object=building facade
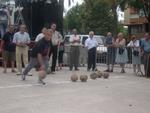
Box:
[124,6,148,38]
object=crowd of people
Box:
[0,23,150,85]
[104,32,150,76]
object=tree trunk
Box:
[112,2,118,38]
[113,10,118,38]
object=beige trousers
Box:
[16,46,29,73]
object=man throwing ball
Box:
[22,29,52,85]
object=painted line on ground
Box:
[0,81,72,89]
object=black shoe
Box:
[28,73,32,76]
[70,67,73,71]
[92,68,97,71]
[110,70,113,72]
[38,79,46,85]
[75,68,79,71]
[87,68,90,71]
[121,69,125,73]
[104,69,110,72]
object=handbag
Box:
[119,47,124,55]
[133,50,139,56]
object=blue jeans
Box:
[23,57,49,75]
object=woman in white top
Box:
[127,35,142,74]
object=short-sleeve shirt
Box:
[69,35,80,46]
[105,36,115,53]
[127,40,140,51]
[85,37,98,50]
[13,32,30,44]
[141,39,150,53]
[51,31,62,46]
[31,38,51,58]
[2,32,16,52]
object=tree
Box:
[83,0,114,35]
[64,4,84,33]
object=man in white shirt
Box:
[35,27,47,42]
[13,24,30,75]
[85,31,98,71]
[69,29,80,71]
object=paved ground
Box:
[0,66,150,113]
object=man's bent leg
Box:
[22,58,37,80]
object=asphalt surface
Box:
[0,66,150,113]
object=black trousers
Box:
[88,47,96,70]
[49,45,58,72]
[144,53,150,77]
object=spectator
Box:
[115,32,128,73]
[22,29,52,85]
[35,27,47,42]
[58,41,64,70]
[0,25,16,73]
[127,35,142,74]
[69,29,80,71]
[13,24,30,75]
[49,23,62,73]
[105,32,115,72]
[141,33,150,77]
[85,31,98,71]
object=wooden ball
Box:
[96,71,103,78]
[80,75,88,82]
[38,70,46,79]
[90,72,97,80]
[103,72,109,79]
[71,74,78,82]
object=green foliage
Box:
[117,24,128,36]
[64,4,84,33]
[64,0,114,35]
[84,0,114,35]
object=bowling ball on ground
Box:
[103,72,109,79]
[71,74,78,82]
[80,75,88,82]
[96,71,103,78]
[90,72,98,80]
